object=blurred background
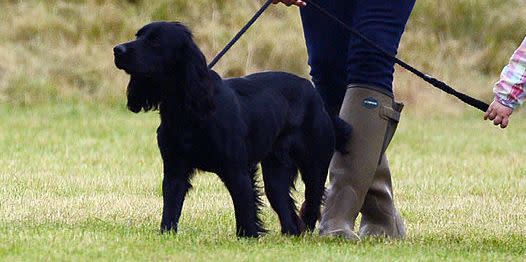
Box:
[1,0,525,115]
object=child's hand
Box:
[272,0,306,7]
[484,99,513,128]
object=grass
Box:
[1,0,526,260]
[1,103,525,261]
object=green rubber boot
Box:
[319,85,404,240]
[359,97,405,239]
[359,153,406,238]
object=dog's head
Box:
[114,21,192,76]
[114,21,213,116]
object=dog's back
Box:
[225,71,351,159]
[223,71,332,162]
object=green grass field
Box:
[1,104,525,261]
[1,0,526,260]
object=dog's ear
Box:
[179,33,215,121]
[127,75,161,113]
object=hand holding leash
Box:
[484,99,513,128]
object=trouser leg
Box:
[346,0,416,91]
[300,0,352,115]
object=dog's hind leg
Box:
[221,167,265,238]
[295,102,334,231]
[297,162,329,231]
[261,155,304,236]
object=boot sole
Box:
[320,229,360,241]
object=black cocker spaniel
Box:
[114,21,351,237]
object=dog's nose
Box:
[113,45,127,56]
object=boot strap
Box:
[379,102,404,122]
[379,102,404,158]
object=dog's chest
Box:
[172,130,209,156]
[168,128,223,170]
[165,125,246,172]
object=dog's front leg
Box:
[160,163,193,234]
[158,128,194,234]
[221,168,264,238]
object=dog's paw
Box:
[297,217,307,234]
[160,223,178,234]
[237,229,262,238]
[299,201,320,231]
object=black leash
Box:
[306,1,490,112]
[208,0,490,112]
[207,0,273,69]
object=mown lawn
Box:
[0,104,525,261]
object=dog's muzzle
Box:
[113,44,128,70]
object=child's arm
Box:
[494,36,526,109]
[484,36,526,128]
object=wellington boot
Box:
[359,154,406,239]
[359,100,405,238]
[319,85,402,240]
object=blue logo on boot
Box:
[362,97,379,109]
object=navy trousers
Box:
[300,0,416,112]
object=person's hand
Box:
[484,99,513,128]
[272,0,306,7]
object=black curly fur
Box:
[249,166,267,236]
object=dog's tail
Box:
[332,116,352,154]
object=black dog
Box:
[114,21,351,237]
